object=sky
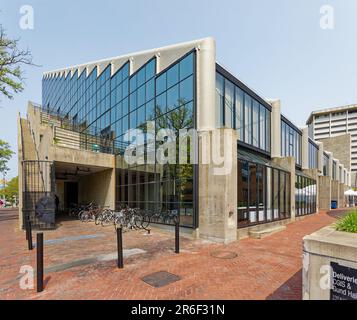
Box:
[1,0,357,179]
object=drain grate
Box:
[141,271,181,288]
[210,250,238,260]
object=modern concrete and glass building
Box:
[306,105,356,186]
[18,38,351,243]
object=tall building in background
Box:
[306,104,356,186]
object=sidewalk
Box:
[0,209,339,300]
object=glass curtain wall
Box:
[281,119,302,166]
[295,174,317,216]
[308,139,319,169]
[237,158,291,228]
[215,71,271,154]
[116,52,196,228]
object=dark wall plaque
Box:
[330,262,357,300]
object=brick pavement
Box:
[0,209,342,300]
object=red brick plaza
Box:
[0,208,340,300]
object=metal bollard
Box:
[36,233,44,292]
[28,221,33,251]
[25,219,28,241]
[116,227,124,269]
[175,221,180,254]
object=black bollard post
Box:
[28,221,33,251]
[25,218,29,241]
[175,221,180,254]
[36,233,44,292]
[116,227,124,269]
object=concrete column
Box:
[270,100,281,158]
[198,128,237,243]
[318,176,331,210]
[272,156,296,220]
[196,37,216,130]
[339,182,346,208]
[301,126,309,170]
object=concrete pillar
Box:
[196,37,216,130]
[272,156,296,220]
[198,128,237,243]
[301,126,309,170]
[318,176,331,210]
[339,183,346,208]
[331,180,339,205]
[270,100,281,159]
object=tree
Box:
[0,139,14,174]
[2,176,18,205]
[0,24,36,101]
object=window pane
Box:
[225,80,234,128]
[252,100,259,147]
[146,79,155,101]
[244,94,252,145]
[156,73,166,95]
[167,84,179,112]
[156,92,166,115]
[146,100,155,121]
[179,75,193,105]
[130,75,137,93]
[216,73,224,127]
[146,59,156,80]
[259,105,266,151]
[235,87,244,140]
[180,53,193,80]
[137,85,145,107]
[167,64,179,88]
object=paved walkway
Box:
[0,209,343,300]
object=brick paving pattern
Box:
[0,208,343,300]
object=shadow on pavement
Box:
[266,269,302,300]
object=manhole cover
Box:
[210,250,238,259]
[141,271,181,288]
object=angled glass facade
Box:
[42,50,197,228]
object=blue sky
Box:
[1,0,357,179]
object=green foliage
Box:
[335,211,357,233]
[2,176,18,204]
[0,139,14,174]
[0,24,35,101]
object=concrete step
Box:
[249,225,286,239]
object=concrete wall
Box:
[320,134,351,171]
[339,183,346,208]
[331,180,339,204]
[318,176,331,210]
[303,226,357,300]
[78,169,115,209]
[198,128,237,243]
